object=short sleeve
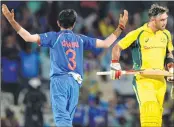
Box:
[118,29,141,50]
[79,34,97,50]
[39,32,57,48]
[167,32,174,52]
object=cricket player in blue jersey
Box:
[2,4,128,127]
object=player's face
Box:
[154,13,168,30]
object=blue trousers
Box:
[50,75,80,127]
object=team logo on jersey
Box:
[161,38,166,43]
[145,38,149,43]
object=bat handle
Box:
[96,70,127,76]
[96,71,111,75]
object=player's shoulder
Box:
[77,34,91,40]
[78,34,88,38]
[74,34,85,42]
[134,23,149,34]
[75,34,83,39]
[46,31,57,34]
[42,31,57,37]
[127,26,144,36]
[163,29,171,36]
[135,25,145,33]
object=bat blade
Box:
[96,69,173,77]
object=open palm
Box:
[2,4,14,21]
[119,10,128,27]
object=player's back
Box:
[50,30,83,77]
[48,30,96,78]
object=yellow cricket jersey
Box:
[118,23,174,71]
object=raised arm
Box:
[2,4,40,43]
[96,10,128,48]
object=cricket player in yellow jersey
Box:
[110,4,174,127]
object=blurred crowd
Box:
[1,1,174,127]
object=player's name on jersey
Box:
[62,41,79,48]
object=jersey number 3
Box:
[66,49,76,70]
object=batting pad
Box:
[140,101,162,127]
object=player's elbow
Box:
[96,40,111,48]
[104,44,110,48]
[112,44,122,53]
[24,37,33,42]
[24,34,38,43]
[23,37,29,42]
[19,34,32,42]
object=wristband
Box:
[112,60,119,63]
[17,27,22,34]
[118,24,125,30]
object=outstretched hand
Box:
[2,4,15,21]
[118,10,128,29]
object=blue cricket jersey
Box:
[39,30,96,78]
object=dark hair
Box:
[58,9,77,29]
[148,4,169,18]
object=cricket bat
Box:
[96,69,173,77]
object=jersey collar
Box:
[143,23,164,34]
[143,23,154,33]
[60,29,74,34]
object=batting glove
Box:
[167,67,174,82]
[110,60,122,80]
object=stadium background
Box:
[1,1,174,127]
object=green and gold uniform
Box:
[118,23,174,127]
